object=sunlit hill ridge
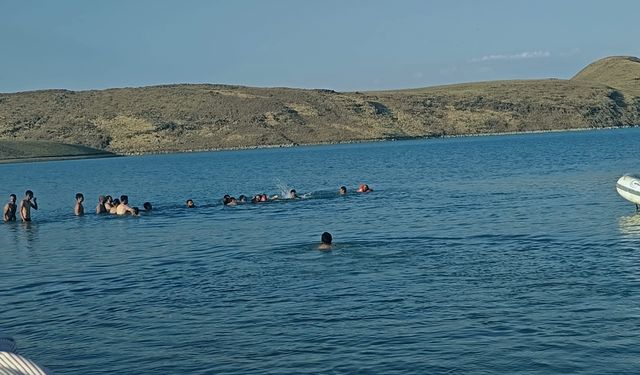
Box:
[0,56,638,160]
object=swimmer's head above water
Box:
[357,184,372,193]
[339,186,347,195]
[318,232,333,250]
[186,199,195,208]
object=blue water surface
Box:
[1,128,640,374]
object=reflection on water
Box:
[2,221,39,251]
[618,213,640,236]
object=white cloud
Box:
[471,51,551,62]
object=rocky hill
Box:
[0,56,638,158]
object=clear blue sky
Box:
[1,0,638,93]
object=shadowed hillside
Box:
[0,140,114,163]
[0,56,638,159]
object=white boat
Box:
[616,174,640,206]
[0,331,50,375]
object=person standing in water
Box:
[74,193,85,216]
[109,199,120,214]
[3,194,17,222]
[104,195,114,212]
[116,195,136,215]
[96,195,107,214]
[19,190,38,222]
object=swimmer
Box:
[260,194,268,202]
[357,184,373,193]
[116,195,136,215]
[251,195,261,204]
[186,199,196,208]
[318,232,333,250]
[74,193,85,216]
[238,195,247,204]
[109,199,120,214]
[289,189,298,199]
[19,190,38,222]
[143,202,153,212]
[104,195,114,211]
[339,186,347,195]
[3,194,17,222]
[223,195,238,206]
[131,207,140,216]
[96,195,107,214]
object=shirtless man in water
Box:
[19,190,38,222]
[116,195,135,215]
[318,232,333,251]
[75,193,85,216]
[3,194,17,222]
[96,195,107,214]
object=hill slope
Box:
[0,56,638,157]
[0,140,114,162]
[572,56,640,96]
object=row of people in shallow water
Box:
[223,184,372,206]
[2,184,374,221]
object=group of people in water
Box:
[3,184,373,250]
[2,190,37,222]
[220,184,372,206]
[3,183,374,221]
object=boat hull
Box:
[616,174,640,205]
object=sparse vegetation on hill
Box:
[0,56,638,160]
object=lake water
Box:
[2,128,640,374]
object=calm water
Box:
[2,129,640,374]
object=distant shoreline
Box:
[0,152,118,165]
[0,125,633,165]
[112,125,633,156]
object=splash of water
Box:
[274,178,294,199]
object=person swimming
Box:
[357,184,373,193]
[339,186,347,195]
[223,195,238,206]
[318,232,333,250]
[143,202,153,212]
[289,189,298,199]
[186,199,196,208]
[238,195,247,204]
